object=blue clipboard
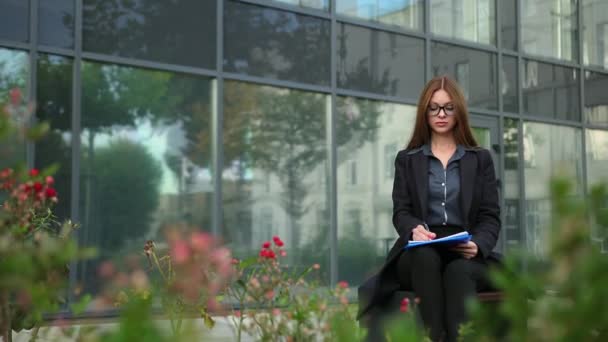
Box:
[404,232,472,250]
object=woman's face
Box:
[427,89,457,136]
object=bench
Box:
[387,290,503,313]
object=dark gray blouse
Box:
[409,144,465,227]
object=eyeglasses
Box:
[427,104,456,116]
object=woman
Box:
[358,76,501,342]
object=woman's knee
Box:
[443,258,474,281]
[408,246,442,268]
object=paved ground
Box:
[10,316,256,341]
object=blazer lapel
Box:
[459,151,477,225]
[412,152,428,220]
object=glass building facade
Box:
[1,0,607,315]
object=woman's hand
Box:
[450,241,479,259]
[412,225,436,241]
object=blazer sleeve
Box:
[392,151,424,239]
[470,149,501,259]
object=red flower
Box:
[266,250,276,259]
[45,187,57,198]
[272,236,284,247]
[29,169,39,177]
[400,297,410,313]
[338,281,349,289]
[262,241,271,249]
[260,249,276,259]
[33,182,43,193]
[9,88,22,106]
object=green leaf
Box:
[70,294,93,315]
[201,310,215,329]
[25,121,50,140]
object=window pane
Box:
[39,0,74,48]
[0,47,28,168]
[337,0,424,31]
[223,81,329,282]
[582,0,608,69]
[502,56,518,113]
[523,122,583,257]
[503,118,521,250]
[79,61,214,298]
[224,1,330,86]
[0,0,29,42]
[585,71,608,126]
[336,97,415,285]
[586,129,608,250]
[83,0,216,68]
[273,0,329,10]
[500,0,517,51]
[35,54,73,222]
[522,60,580,121]
[430,0,495,45]
[522,0,578,62]
[431,43,498,110]
[337,24,425,98]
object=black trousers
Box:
[395,228,492,342]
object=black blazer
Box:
[358,147,501,318]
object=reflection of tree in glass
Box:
[35,55,73,221]
[83,139,162,253]
[217,82,381,272]
[82,0,215,67]
[223,1,330,85]
[0,50,28,169]
[79,63,200,256]
[336,26,399,96]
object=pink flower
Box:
[98,261,115,278]
[0,168,12,179]
[29,168,39,177]
[313,263,320,270]
[280,250,287,257]
[338,281,349,289]
[191,231,212,252]
[171,240,191,264]
[130,270,149,291]
[234,310,242,318]
[262,241,271,249]
[340,296,348,305]
[207,298,219,312]
[231,258,239,265]
[265,290,275,300]
[249,277,260,288]
[272,308,281,316]
[45,175,54,185]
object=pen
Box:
[423,223,435,240]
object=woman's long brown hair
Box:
[405,75,478,150]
